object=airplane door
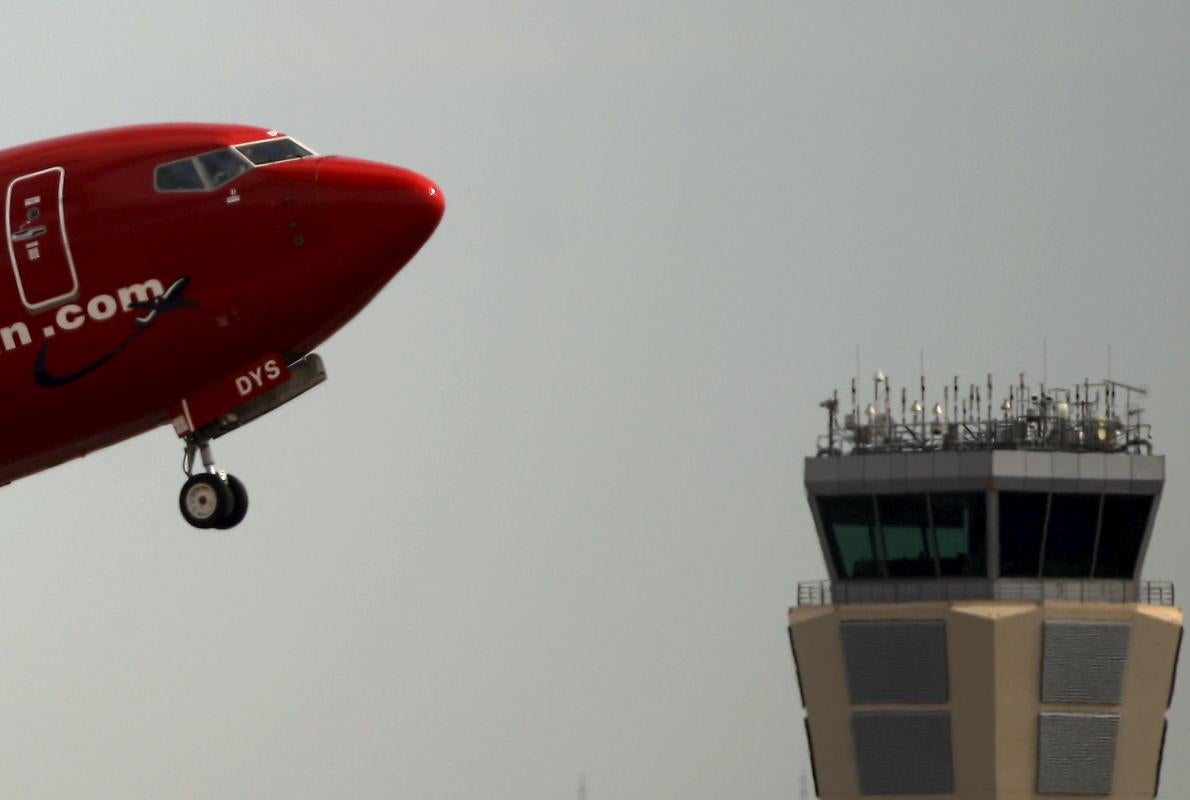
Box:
[6,167,79,313]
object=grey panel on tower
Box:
[803,456,838,486]
[993,450,1028,491]
[852,711,954,795]
[1037,713,1119,795]
[1078,452,1107,492]
[1042,621,1131,704]
[841,620,948,703]
[863,453,892,482]
[1132,455,1164,490]
[1052,452,1079,491]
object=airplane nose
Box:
[423,180,445,223]
[416,177,445,233]
[316,156,445,241]
[382,168,444,229]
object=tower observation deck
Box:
[789,373,1182,799]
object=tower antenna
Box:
[855,346,860,400]
[1043,337,1048,386]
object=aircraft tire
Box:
[214,474,249,529]
[180,472,234,529]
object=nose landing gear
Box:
[179,436,249,529]
[169,353,326,529]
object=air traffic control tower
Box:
[789,374,1182,799]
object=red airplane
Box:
[0,123,444,528]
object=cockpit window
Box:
[235,137,314,166]
[155,147,253,193]
[154,159,205,191]
[197,149,252,188]
[154,136,315,193]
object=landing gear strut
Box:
[179,436,249,529]
[170,353,325,529]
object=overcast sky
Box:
[1,3,1189,798]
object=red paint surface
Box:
[170,353,291,435]
[0,123,444,484]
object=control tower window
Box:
[932,493,986,576]
[818,493,988,579]
[1042,493,1101,577]
[878,494,935,577]
[235,137,314,165]
[1000,492,1048,577]
[1094,494,1154,578]
[818,495,882,578]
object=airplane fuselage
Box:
[0,123,443,496]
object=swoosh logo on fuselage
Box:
[33,277,197,389]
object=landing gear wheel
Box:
[214,474,249,529]
[179,473,234,529]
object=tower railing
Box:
[796,578,1175,607]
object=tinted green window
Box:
[1094,494,1153,578]
[818,495,882,578]
[999,492,1048,577]
[932,493,987,576]
[1042,493,1100,577]
[878,494,934,577]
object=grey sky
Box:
[0,2,1188,798]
